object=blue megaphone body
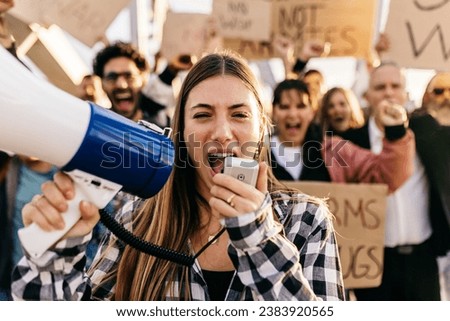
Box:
[0,45,174,258]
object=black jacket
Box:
[340,113,450,256]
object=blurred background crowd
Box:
[0,0,449,301]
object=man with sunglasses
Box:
[422,72,450,126]
[412,71,450,300]
[93,41,193,127]
[339,62,450,300]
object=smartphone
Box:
[222,157,259,187]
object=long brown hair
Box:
[320,87,364,133]
[91,51,290,300]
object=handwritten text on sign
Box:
[212,0,272,41]
[385,0,450,70]
[223,0,377,60]
[284,181,388,289]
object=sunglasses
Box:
[431,87,450,95]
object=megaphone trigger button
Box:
[90,180,101,187]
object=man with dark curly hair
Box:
[93,41,193,127]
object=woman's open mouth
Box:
[208,152,235,174]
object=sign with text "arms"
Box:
[284,181,388,289]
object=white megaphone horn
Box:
[0,46,174,259]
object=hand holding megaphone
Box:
[0,45,174,259]
[22,172,102,241]
[18,170,122,257]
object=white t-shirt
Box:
[270,135,303,180]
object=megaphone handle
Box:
[18,170,122,259]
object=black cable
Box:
[99,208,195,266]
[193,227,226,260]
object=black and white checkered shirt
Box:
[12,192,345,301]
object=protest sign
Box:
[7,22,90,96]
[160,12,220,60]
[223,0,377,61]
[9,0,131,47]
[32,25,90,93]
[222,38,275,60]
[284,181,388,289]
[212,0,272,41]
[385,0,450,70]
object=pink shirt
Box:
[322,129,415,193]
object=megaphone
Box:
[0,46,174,258]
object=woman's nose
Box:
[287,106,298,117]
[211,119,233,143]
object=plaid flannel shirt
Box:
[12,192,345,301]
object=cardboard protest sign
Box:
[212,0,272,41]
[223,0,377,61]
[9,0,131,47]
[160,12,218,60]
[11,23,90,96]
[384,0,450,70]
[284,181,388,289]
[222,38,275,60]
[273,0,377,59]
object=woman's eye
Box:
[193,113,210,119]
[233,112,250,118]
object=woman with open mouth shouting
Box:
[12,51,345,301]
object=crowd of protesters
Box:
[0,0,448,301]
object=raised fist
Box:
[376,100,407,127]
